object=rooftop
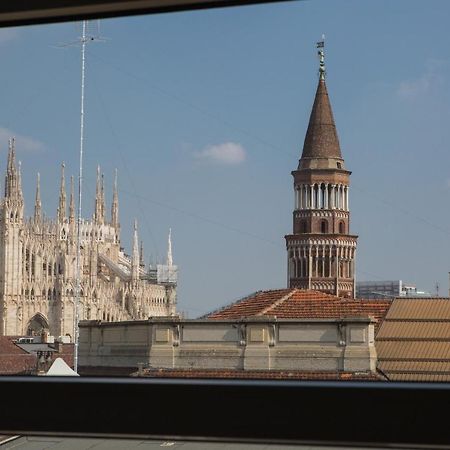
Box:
[376,298,450,381]
[205,288,391,330]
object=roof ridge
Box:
[199,290,262,319]
[257,289,297,316]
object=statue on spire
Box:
[317,34,326,80]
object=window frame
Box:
[0,376,449,447]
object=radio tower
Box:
[60,21,105,372]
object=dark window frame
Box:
[0,377,449,447]
[0,2,445,448]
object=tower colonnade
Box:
[294,183,349,211]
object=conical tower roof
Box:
[298,78,345,170]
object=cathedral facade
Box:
[0,140,177,338]
[285,42,358,297]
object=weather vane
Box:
[316,34,326,80]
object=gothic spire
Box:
[57,163,66,223]
[131,219,139,281]
[69,175,75,224]
[17,161,22,197]
[4,137,21,200]
[111,169,119,229]
[167,228,173,266]
[34,172,42,223]
[94,165,105,224]
[139,240,144,267]
[299,38,343,168]
[101,172,105,222]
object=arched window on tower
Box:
[300,220,308,233]
[339,221,345,234]
[320,220,328,234]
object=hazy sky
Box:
[0,0,449,316]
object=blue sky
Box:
[0,0,449,315]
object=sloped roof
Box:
[46,357,79,376]
[376,298,450,381]
[300,79,342,161]
[0,337,36,375]
[205,288,390,329]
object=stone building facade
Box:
[79,316,378,375]
[285,43,357,297]
[0,139,177,339]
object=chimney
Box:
[41,329,48,344]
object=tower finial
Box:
[317,34,326,80]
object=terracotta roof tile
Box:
[206,289,390,331]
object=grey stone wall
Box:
[79,317,377,373]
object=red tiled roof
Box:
[0,337,36,375]
[136,368,384,381]
[206,289,390,330]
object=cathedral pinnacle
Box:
[94,165,105,225]
[58,163,66,223]
[69,175,75,224]
[131,219,140,281]
[167,228,173,267]
[34,172,42,223]
[4,137,21,200]
[17,161,22,195]
[111,169,119,229]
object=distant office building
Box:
[356,280,431,300]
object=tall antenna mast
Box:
[74,20,87,373]
[69,20,105,373]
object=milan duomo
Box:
[0,139,177,338]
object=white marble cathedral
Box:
[0,138,177,339]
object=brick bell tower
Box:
[285,39,358,298]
